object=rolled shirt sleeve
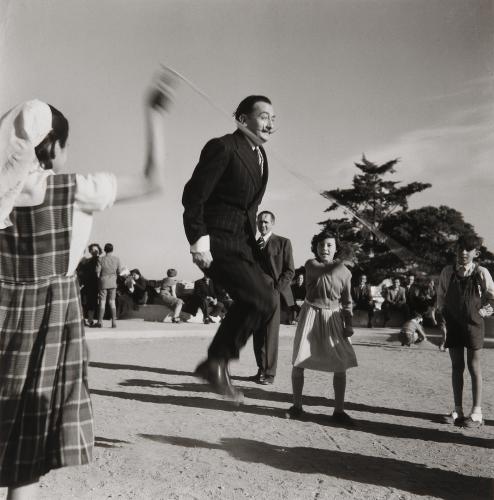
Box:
[74,172,117,213]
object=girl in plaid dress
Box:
[0,73,173,499]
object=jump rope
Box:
[158,63,428,270]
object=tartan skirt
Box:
[0,275,93,486]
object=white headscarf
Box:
[0,100,52,229]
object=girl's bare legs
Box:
[173,299,184,320]
[7,480,39,500]
[333,371,346,412]
[291,366,304,408]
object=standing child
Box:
[286,230,358,425]
[437,235,494,428]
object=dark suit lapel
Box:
[233,130,263,189]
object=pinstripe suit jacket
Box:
[182,129,268,262]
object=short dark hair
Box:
[104,243,113,253]
[310,229,338,257]
[257,210,275,222]
[88,243,102,254]
[34,104,69,170]
[457,234,482,251]
[130,268,141,276]
[234,95,272,121]
[167,268,177,277]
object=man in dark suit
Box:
[182,95,277,401]
[251,211,294,385]
[404,274,421,316]
[351,274,375,328]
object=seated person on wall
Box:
[129,268,148,306]
[404,274,421,317]
[192,274,226,324]
[216,286,233,312]
[351,273,375,328]
[290,272,306,324]
[158,268,184,323]
[399,313,427,347]
[116,268,135,319]
[381,277,409,326]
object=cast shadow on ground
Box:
[91,388,493,449]
[94,436,130,449]
[117,376,494,427]
[90,361,193,378]
[138,434,493,500]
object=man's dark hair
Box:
[104,243,113,253]
[88,243,102,255]
[130,268,141,276]
[167,268,177,277]
[258,210,275,222]
[457,234,483,251]
[234,96,271,121]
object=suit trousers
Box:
[206,254,277,361]
[253,290,281,377]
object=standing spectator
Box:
[437,235,494,428]
[251,210,295,384]
[290,272,306,323]
[159,268,184,323]
[405,274,421,316]
[96,243,122,328]
[193,274,225,323]
[351,274,375,328]
[77,243,102,326]
[424,278,438,326]
[381,278,409,326]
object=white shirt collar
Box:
[259,231,272,243]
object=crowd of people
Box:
[1,79,493,500]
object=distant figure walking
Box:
[96,243,122,328]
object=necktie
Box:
[257,236,265,250]
[255,147,264,176]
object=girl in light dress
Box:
[286,230,358,425]
[0,71,174,500]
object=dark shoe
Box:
[331,411,356,427]
[285,405,305,420]
[203,317,211,324]
[442,411,464,425]
[172,317,181,324]
[194,359,243,403]
[460,416,483,429]
[91,323,102,328]
[367,322,373,328]
[248,369,263,383]
[260,376,274,385]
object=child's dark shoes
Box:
[285,405,305,420]
[460,416,483,429]
[331,410,356,427]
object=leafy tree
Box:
[320,155,492,282]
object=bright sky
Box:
[1,0,493,280]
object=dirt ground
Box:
[1,322,493,500]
